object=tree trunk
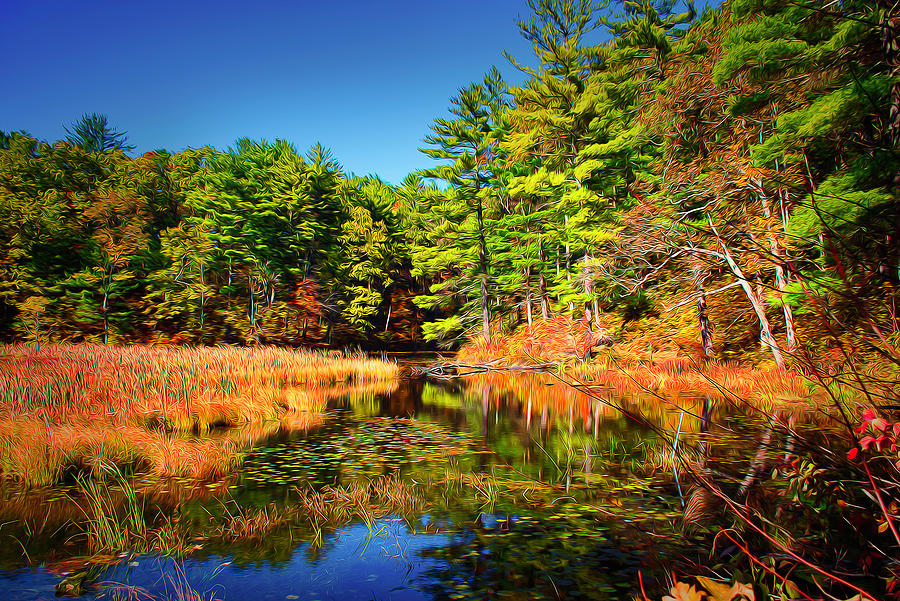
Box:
[199,262,206,340]
[755,178,797,353]
[102,290,109,344]
[709,217,785,367]
[481,276,491,343]
[248,270,259,345]
[538,244,550,319]
[475,182,491,343]
[879,0,900,280]
[565,215,573,312]
[881,0,900,151]
[697,285,714,362]
[583,252,592,328]
[722,244,785,368]
[525,265,533,326]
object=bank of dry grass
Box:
[0,344,398,487]
[456,316,809,404]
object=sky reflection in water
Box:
[1,370,719,600]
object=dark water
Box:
[0,363,736,601]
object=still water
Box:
[0,363,735,601]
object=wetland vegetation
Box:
[0,353,894,601]
[0,361,737,600]
[2,0,900,598]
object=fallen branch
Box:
[409,361,559,379]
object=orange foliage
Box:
[0,344,398,487]
[456,317,807,404]
[458,316,617,365]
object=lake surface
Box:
[0,359,749,601]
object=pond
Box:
[0,358,759,601]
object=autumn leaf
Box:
[871,418,889,432]
[663,582,707,601]
[696,577,755,601]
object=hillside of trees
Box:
[1,0,897,366]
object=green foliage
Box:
[64,112,135,154]
[0,133,417,345]
[0,0,897,367]
[421,315,464,344]
[789,168,894,240]
[414,69,509,343]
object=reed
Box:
[0,343,396,424]
[99,559,223,601]
[74,461,147,554]
[290,474,428,530]
[0,418,239,487]
[0,343,397,487]
[218,503,287,542]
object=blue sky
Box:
[1,0,707,184]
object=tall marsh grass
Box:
[455,316,808,404]
[0,344,397,487]
[74,461,147,553]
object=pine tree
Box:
[65,113,135,154]
[503,0,616,325]
[185,139,344,343]
[415,69,508,344]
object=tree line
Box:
[1,0,897,362]
[0,129,417,346]
[411,0,898,366]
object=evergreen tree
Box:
[415,69,508,344]
[184,139,343,343]
[65,113,135,154]
[503,0,613,324]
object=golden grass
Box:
[0,344,398,487]
[0,419,238,487]
[455,317,809,405]
[457,316,616,365]
[571,357,809,404]
[291,474,428,528]
[0,343,396,425]
[219,504,288,542]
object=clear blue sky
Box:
[1,0,710,184]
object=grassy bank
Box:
[0,344,398,487]
[456,316,809,404]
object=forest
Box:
[2,0,900,599]
[1,0,897,369]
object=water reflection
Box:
[1,368,733,600]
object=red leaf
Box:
[847,447,859,460]
[860,436,875,451]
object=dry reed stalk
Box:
[290,475,428,528]
[0,418,238,487]
[0,344,398,486]
[219,504,287,542]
